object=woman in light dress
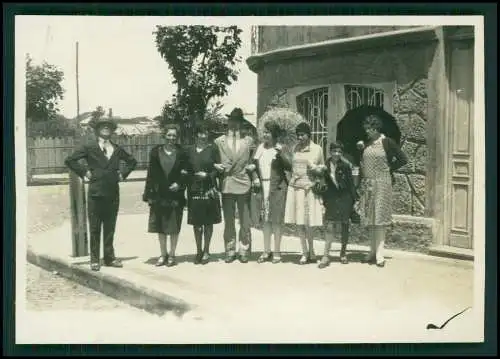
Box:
[250,120,291,264]
[283,122,326,264]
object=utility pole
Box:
[69,41,88,257]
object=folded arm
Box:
[388,138,408,171]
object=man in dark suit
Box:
[65,117,137,271]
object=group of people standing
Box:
[65,107,408,272]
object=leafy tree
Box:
[91,106,106,121]
[153,25,243,125]
[25,54,65,122]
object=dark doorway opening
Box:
[336,105,402,166]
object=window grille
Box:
[296,87,329,156]
[344,85,384,110]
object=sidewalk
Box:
[29,170,148,186]
[27,213,476,341]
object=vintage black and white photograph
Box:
[15,15,485,344]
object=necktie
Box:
[232,134,237,152]
[102,142,109,158]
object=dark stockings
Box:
[203,225,213,254]
[193,225,214,256]
[340,223,350,257]
[194,226,203,255]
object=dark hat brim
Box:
[91,119,118,131]
[225,114,247,123]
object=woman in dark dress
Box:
[185,123,222,265]
[318,142,358,268]
[142,124,188,267]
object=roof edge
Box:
[246,26,440,73]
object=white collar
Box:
[254,143,276,159]
[98,137,111,146]
[376,134,386,143]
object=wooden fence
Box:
[27,134,166,177]
[26,130,227,182]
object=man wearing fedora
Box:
[65,116,137,271]
[214,108,258,263]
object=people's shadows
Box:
[144,252,227,266]
[339,250,393,264]
[248,251,313,264]
[73,256,138,266]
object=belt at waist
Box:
[261,178,271,181]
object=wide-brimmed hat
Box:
[89,117,118,132]
[225,107,247,123]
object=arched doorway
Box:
[336,85,401,165]
[336,109,402,166]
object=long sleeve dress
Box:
[185,144,222,226]
[143,145,187,235]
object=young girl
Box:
[318,142,358,269]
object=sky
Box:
[16,16,258,119]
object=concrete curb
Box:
[26,249,193,317]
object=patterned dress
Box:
[357,135,393,227]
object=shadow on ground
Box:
[73,256,139,266]
[143,250,393,266]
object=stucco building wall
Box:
[248,26,476,254]
[255,42,436,219]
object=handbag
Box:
[205,187,220,201]
[350,207,361,224]
[311,177,328,196]
[249,191,264,226]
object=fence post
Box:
[69,134,89,257]
[26,137,35,184]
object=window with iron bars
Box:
[344,84,385,110]
[296,87,329,157]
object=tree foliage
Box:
[26,54,65,122]
[91,106,106,121]
[153,25,243,124]
[156,99,227,141]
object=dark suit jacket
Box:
[64,140,137,197]
[142,145,188,208]
[322,158,358,200]
[319,158,358,221]
[360,136,408,185]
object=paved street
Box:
[26,263,150,312]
